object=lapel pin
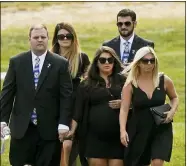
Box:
[132,50,135,54]
[157,87,160,90]
[47,63,51,68]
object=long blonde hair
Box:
[123,46,159,88]
[51,22,81,78]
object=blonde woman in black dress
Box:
[120,46,179,166]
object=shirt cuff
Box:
[1,122,7,125]
[58,124,69,131]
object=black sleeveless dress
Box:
[124,75,173,166]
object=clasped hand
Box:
[109,99,121,109]
[58,129,75,142]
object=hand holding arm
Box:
[109,99,121,109]
[65,120,78,140]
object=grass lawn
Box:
[1,16,185,166]
[1,2,85,11]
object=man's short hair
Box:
[29,24,48,37]
[117,9,136,21]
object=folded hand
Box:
[63,130,74,141]
[109,99,121,109]
[58,129,69,142]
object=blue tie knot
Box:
[35,57,40,66]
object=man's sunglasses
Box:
[140,58,156,64]
[116,21,132,27]
[98,57,114,64]
[57,34,74,40]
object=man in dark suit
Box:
[0,24,73,166]
[103,9,154,64]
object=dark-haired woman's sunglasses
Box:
[140,58,155,64]
[57,34,74,40]
[116,21,132,27]
[98,57,114,64]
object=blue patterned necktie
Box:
[31,57,40,125]
[122,41,130,64]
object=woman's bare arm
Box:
[164,75,179,114]
[119,83,132,132]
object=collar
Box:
[31,50,47,59]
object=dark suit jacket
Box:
[103,34,154,63]
[0,50,73,140]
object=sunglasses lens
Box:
[57,34,73,40]
[108,57,114,64]
[150,59,155,64]
[66,34,74,40]
[142,60,149,64]
[98,57,106,64]
[125,21,131,26]
[117,22,123,27]
[57,34,65,40]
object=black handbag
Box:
[150,104,172,125]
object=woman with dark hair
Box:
[68,46,125,166]
[51,22,90,166]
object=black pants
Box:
[10,123,61,166]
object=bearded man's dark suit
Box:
[103,34,154,63]
[0,50,72,166]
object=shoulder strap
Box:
[158,73,165,89]
[130,83,135,94]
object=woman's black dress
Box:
[75,74,126,159]
[124,75,173,166]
